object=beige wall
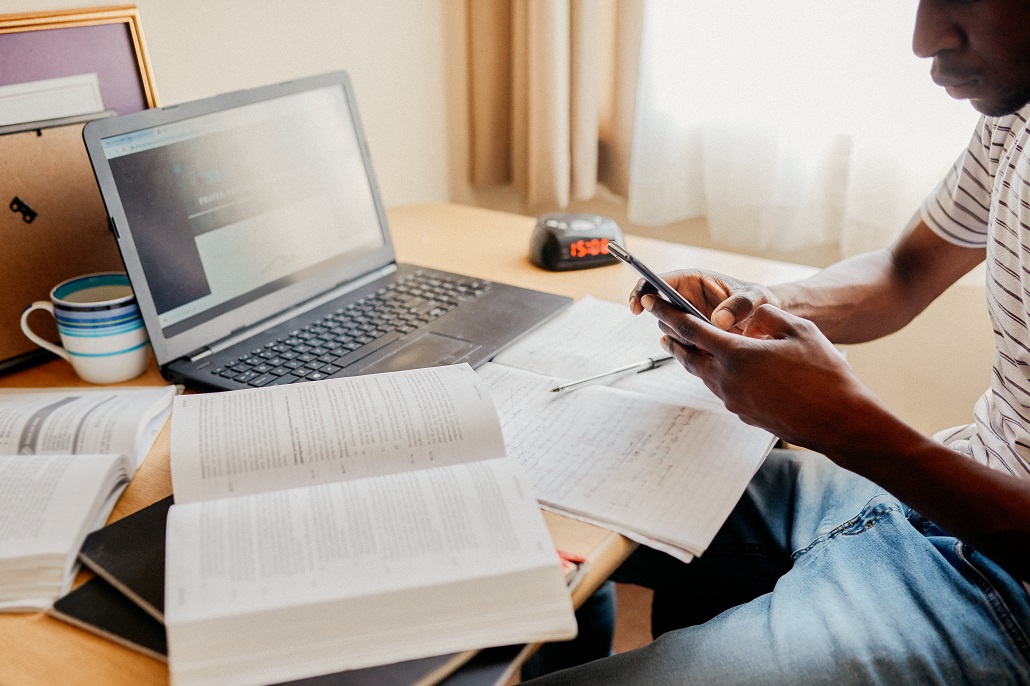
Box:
[0,0,454,206]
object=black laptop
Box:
[82,71,569,392]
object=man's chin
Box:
[969,91,1030,117]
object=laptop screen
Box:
[97,83,386,339]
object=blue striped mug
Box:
[20,272,150,384]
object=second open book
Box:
[165,364,576,686]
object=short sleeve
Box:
[920,118,993,248]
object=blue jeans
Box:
[523,449,1030,685]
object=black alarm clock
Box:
[529,213,625,271]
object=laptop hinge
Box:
[184,264,397,362]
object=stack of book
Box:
[52,365,578,686]
[52,493,583,685]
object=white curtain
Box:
[627,1,981,255]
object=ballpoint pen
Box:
[549,354,675,393]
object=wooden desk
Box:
[0,203,815,685]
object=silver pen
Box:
[549,354,675,393]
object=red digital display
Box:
[569,238,611,259]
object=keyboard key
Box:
[333,331,403,368]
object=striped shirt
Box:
[921,103,1030,480]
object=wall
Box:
[0,0,452,206]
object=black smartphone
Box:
[607,241,711,322]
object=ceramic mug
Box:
[20,272,150,384]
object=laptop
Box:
[82,71,570,392]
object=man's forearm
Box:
[769,249,916,344]
[768,220,984,344]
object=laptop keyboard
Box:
[210,270,489,387]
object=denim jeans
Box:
[522,449,1030,685]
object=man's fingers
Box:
[642,294,735,352]
[741,303,811,340]
[709,290,768,331]
[629,278,655,314]
[662,335,717,379]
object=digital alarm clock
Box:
[529,213,625,271]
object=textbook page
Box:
[170,364,506,504]
[165,458,576,686]
[492,295,723,409]
[0,386,176,467]
[477,362,774,561]
[0,453,131,611]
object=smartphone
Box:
[607,241,711,322]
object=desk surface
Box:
[0,203,815,686]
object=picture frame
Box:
[0,4,158,374]
[0,4,159,115]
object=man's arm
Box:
[769,218,985,343]
[632,219,986,344]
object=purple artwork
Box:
[0,22,149,114]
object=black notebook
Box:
[78,495,172,620]
[49,575,167,661]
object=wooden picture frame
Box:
[0,5,158,374]
[0,4,159,115]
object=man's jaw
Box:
[931,58,1030,116]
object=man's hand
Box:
[641,294,890,458]
[629,270,779,333]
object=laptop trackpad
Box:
[359,333,480,374]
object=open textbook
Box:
[482,296,777,562]
[165,364,576,686]
[0,385,176,611]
